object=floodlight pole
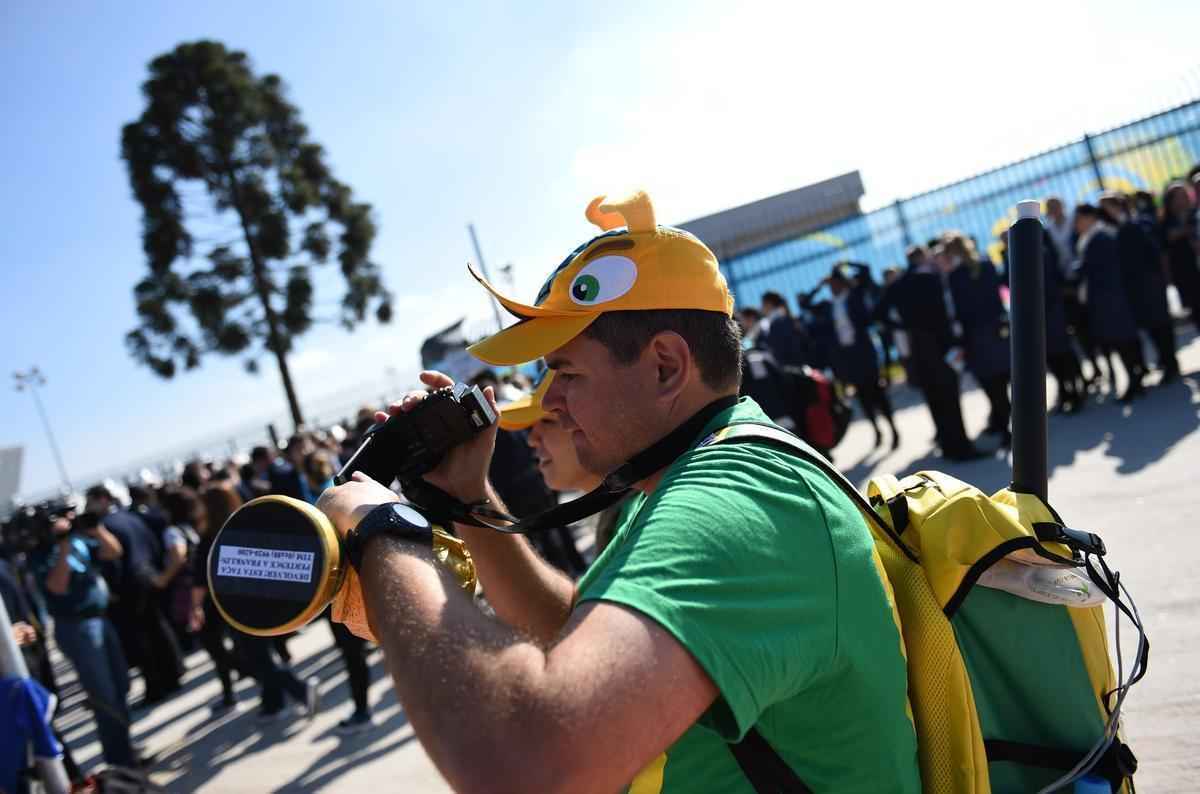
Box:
[13,367,73,495]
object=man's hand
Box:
[11,621,37,647]
[316,472,400,537]
[377,370,500,503]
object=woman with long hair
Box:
[154,486,202,645]
[192,484,241,708]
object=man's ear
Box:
[646,331,691,399]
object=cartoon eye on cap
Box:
[568,256,638,305]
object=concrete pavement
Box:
[54,333,1200,792]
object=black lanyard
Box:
[403,395,739,533]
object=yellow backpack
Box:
[709,424,1145,794]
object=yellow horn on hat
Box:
[585,196,625,231]
[598,191,656,234]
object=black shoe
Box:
[336,711,374,735]
[1159,368,1181,385]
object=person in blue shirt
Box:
[30,509,135,769]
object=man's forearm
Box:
[360,537,566,793]
[451,482,576,644]
[92,527,123,560]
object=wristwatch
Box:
[344,502,435,571]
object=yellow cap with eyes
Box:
[467,192,734,366]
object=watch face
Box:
[390,503,430,529]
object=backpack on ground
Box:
[784,366,852,452]
[705,423,1145,794]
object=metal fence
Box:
[724,97,1200,311]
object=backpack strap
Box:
[729,727,813,794]
[700,422,918,563]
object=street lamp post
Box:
[13,367,73,495]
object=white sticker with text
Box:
[216,545,315,583]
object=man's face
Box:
[542,334,663,477]
[1074,212,1094,236]
[1047,199,1064,219]
[85,495,109,515]
[526,415,600,492]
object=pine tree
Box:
[121,40,391,428]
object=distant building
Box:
[679,171,865,261]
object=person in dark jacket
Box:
[941,235,1012,446]
[998,228,1084,413]
[875,246,984,461]
[740,347,801,433]
[758,291,808,368]
[1160,181,1200,334]
[800,262,900,449]
[795,294,836,372]
[1099,193,1179,383]
[85,484,185,707]
[1073,205,1145,402]
[270,434,315,502]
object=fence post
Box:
[893,198,913,248]
[1081,133,1105,192]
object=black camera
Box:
[1,501,83,553]
[336,382,497,487]
[207,382,493,637]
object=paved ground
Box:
[52,332,1200,792]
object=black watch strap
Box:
[345,502,436,570]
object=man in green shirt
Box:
[317,191,920,792]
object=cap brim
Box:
[468,263,574,319]
[498,370,556,430]
[498,396,542,430]
[468,314,599,366]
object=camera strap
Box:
[404,395,739,534]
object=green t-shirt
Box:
[576,397,920,793]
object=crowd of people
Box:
[2,173,1198,790]
[1,385,597,789]
[0,417,410,789]
[735,174,1200,463]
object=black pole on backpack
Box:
[1008,200,1048,501]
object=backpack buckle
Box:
[1033,523,1106,556]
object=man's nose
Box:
[542,374,565,412]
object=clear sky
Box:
[1,0,1196,499]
